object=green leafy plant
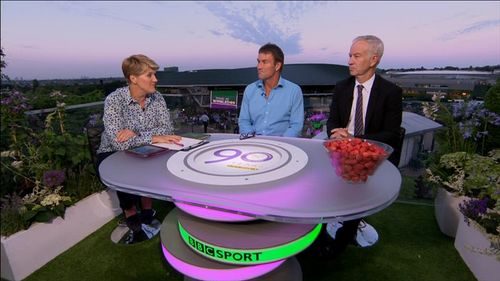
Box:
[0,89,100,236]
[1,90,32,154]
[422,94,500,155]
[1,151,73,222]
[21,185,72,223]
[426,151,500,198]
[35,91,91,171]
[427,150,500,257]
[0,193,29,236]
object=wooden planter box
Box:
[1,189,121,281]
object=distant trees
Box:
[27,86,106,109]
[485,78,500,113]
[471,83,491,100]
[384,65,500,73]
[32,79,39,94]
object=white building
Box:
[400,111,443,167]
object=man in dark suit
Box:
[320,35,403,258]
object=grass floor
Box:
[22,199,475,281]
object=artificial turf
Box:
[23,200,475,281]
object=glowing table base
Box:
[160,208,313,280]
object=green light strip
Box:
[178,221,321,265]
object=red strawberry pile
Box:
[324,138,390,183]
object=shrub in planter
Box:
[0,161,73,237]
[458,197,500,257]
[426,150,499,237]
[0,193,29,236]
[455,197,500,281]
[427,151,499,198]
[0,89,100,237]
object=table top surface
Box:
[100,133,401,223]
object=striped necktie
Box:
[354,84,364,136]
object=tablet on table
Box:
[126,144,169,158]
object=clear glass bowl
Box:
[323,138,393,183]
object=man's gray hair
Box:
[353,35,384,58]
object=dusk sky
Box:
[2,1,499,80]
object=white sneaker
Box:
[326,220,379,247]
[355,220,379,247]
[326,221,344,239]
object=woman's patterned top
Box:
[97,86,174,153]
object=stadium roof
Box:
[156,63,350,87]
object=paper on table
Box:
[152,137,205,151]
[180,133,210,140]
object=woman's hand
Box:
[330,128,351,139]
[116,129,137,143]
[152,135,182,144]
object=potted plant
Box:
[423,93,499,237]
[0,90,119,281]
[427,150,499,235]
[426,153,467,237]
[426,149,499,280]
[453,150,500,281]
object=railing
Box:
[25,101,104,115]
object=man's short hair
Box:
[353,35,384,58]
[122,54,159,83]
[259,43,284,72]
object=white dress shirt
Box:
[347,74,375,135]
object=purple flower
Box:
[465,101,481,118]
[458,123,473,139]
[89,114,98,124]
[489,113,500,126]
[43,170,65,187]
[1,97,11,105]
[87,113,101,127]
[476,131,488,139]
[476,108,488,119]
[1,90,31,113]
[308,113,327,122]
[459,197,488,225]
[451,103,464,118]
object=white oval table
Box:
[99,133,402,280]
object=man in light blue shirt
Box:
[238,43,304,137]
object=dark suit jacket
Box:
[326,75,403,165]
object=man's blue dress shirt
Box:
[238,77,304,137]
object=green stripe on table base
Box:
[178,221,321,265]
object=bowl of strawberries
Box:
[323,137,393,183]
